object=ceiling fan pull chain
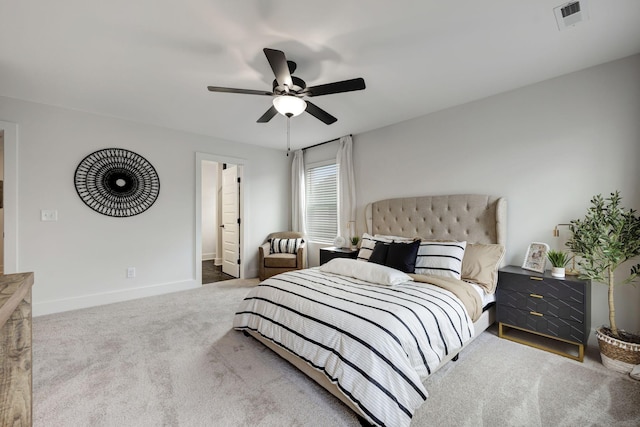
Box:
[286,116,291,156]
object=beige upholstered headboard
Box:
[365,194,507,247]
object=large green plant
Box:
[566,191,640,339]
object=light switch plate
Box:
[41,209,58,221]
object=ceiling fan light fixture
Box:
[273,95,306,117]
[208,48,364,124]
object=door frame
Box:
[1,121,18,274]
[195,152,247,284]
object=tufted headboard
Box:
[365,194,507,247]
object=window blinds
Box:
[305,163,338,243]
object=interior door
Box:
[221,165,240,277]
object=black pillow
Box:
[385,240,420,273]
[368,241,390,265]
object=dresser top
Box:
[321,246,358,254]
[500,265,588,283]
[0,272,35,328]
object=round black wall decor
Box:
[74,148,160,217]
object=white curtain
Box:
[291,149,307,235]
[337,135,356,240]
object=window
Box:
[305,161,338,243]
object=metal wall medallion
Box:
[74,148,160,217]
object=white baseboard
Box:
[33,279,200,317]
[202,252,216,261]
[214,257,223,266]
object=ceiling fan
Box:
[207,48,366,125]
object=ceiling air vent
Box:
[554,0,589,31]
[561,2,581,18]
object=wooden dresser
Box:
[0,273,35,426]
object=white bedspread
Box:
[233,267,474,426]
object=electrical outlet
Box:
[127,267,136,278]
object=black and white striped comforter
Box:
[233,267,474,426]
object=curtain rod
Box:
[301,134,352,151]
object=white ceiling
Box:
[1,1,639,150]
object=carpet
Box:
[32,279,640,426]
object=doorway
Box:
[0,121,17,275]
[195,153,245,285]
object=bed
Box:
[233,194,507,426]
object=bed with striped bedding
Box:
[233,265,475,426]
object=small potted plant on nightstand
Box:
[351,236,360,249]
[566,191,640,374]
[547,250,570,278]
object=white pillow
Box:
[319,258,413,286]
[270,238,303,254]
[414,241,467,279]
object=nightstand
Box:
[319,246,358,265]
[496,265,591,362]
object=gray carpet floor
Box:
[32,279,640,426]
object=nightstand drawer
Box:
[497,288,586,323]
[497,305,586,343]
[498,271,586,303]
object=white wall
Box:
[353,54,640,334]
[201,160,217,261]
[0,96,290,315]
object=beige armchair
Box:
[259,231,306,281]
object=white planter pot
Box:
[551,267,565,278]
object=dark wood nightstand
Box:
[319,246,358,265]
[496,265,591,362]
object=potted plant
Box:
[351,236,360,249]
[547,250,570,278]
[566,191,640,373]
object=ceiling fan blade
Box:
[303,78,366,97]
[257,105,278,123]
[305,101,337,125]
[263,48,293,89]
[207,86,273,96]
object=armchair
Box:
[259,231,306,281]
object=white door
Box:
[221,165,240,277]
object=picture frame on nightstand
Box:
[522,242,549,273]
